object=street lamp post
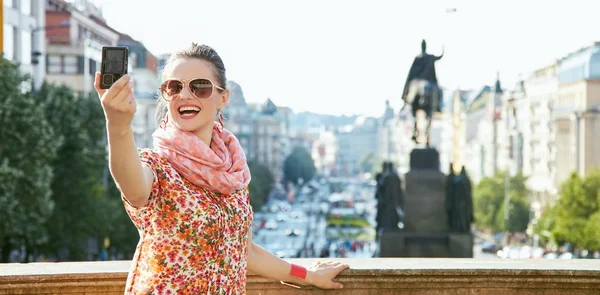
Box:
[30,21,70,93]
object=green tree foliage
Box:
[552,170,600,249]
[36,84,114,261]
[1,55,141,262]
[533,205,558,247]
[473,171,530,233]
[283,146,316,185]
[101,174,140,259]
[0,56,61,262]
[248,160,274,210]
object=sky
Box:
[89,0,600,117]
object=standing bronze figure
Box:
[445,163,474,233]
[401,39,444,146]
[375,162,404,236]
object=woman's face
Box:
[161,58,229,134]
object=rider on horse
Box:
[401,40,444,146]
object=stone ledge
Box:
[1,258,600,294]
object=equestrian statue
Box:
[401,39,444,146]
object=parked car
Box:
[481,241,498,253]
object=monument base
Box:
[403,169,448,232]
[410,147,440,170]
[379,230,473,258]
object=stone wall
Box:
[1,258,599,294]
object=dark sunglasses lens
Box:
[190,79,213,99]
[162,80,183,98]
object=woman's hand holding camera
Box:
[94,72,137,134]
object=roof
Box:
[558,42,600,83]
[467,86,491,112]
[262,98,278,115]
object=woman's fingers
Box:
[101,74,131,105]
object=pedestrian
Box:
[94,43,349,294]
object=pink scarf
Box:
[152,118,251,194]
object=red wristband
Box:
[290,263,307,280]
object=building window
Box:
[3,25,15,61]
[77,56,84,74]
[20,30,32,64]
[89,58,97,75]
[20,0,32,15]
[64,56,78,74]
[47,55,62,73]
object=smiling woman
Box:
[93,42,349,294]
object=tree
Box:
[553,170,600,249]
[0,56,141,262]
[248,160,274,210]
[473,171,530,233]
[0,56,61,262]
[534,205,559,248]
[494,197,530,233]
[283,146,316,185]
[36,85,113,261]
[584,211,600,250]
[100,174,140,260]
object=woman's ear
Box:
[218,89,230,110]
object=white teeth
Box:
[179,106,201,112]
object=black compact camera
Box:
[99,46,129,89]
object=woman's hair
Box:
[155,43,227,124]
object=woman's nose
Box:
[179,85,194,100]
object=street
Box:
[252,179,558,261]
[252,179,378,259]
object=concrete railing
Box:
[1,258,600,294]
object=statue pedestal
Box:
[378,148,473,258]
[403,169,447,232]
[380,231,473,258]
[409,147,440,171]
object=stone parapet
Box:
[1,258,599,294]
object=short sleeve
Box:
[121,148,164,230]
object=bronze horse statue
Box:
[401,40,444,147]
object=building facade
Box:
[335,117,378,176]
[223,80,254,156]
[252,99,284,181]
[118,34,159,149]
[312,128,337,177]
[45,0,119,96]
[3,0,46,89]
[523,63,559,204]
[554,42,600,186]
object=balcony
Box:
[2,258,599,294]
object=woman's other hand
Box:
[306,260,350,289]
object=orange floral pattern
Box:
[121,149,253,295]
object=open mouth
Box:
[178,105,201,118]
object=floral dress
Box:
[121,149,254,295]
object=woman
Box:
[94,43,349,294]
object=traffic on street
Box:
[252,178,378,259]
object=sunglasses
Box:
[160,78,224,101]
